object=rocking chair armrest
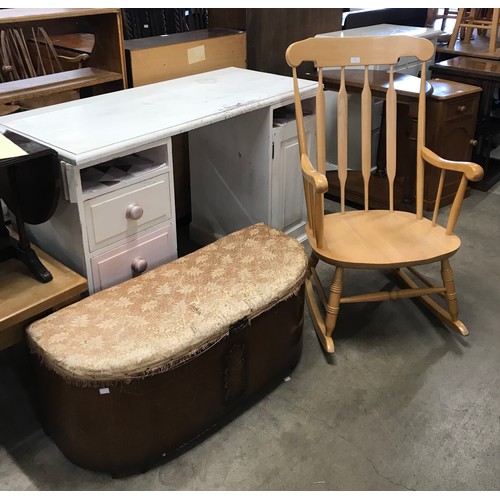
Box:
[421,146,484,182]
[301,154,329,193]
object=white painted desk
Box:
[0,67,317,294]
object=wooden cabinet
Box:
[0,8,127,110]
[424,79,482,210]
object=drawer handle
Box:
[457,105,467,113]
[126,203,144,220]
[131,257,148,274]
[470,139,478,146]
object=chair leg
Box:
[325,266,343,333]
[303,254,342,354]
[448,8,465,48]
[441,258,458,322]
[324,266,344,343]
[441,259,469,336]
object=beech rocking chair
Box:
[286,35,484,353]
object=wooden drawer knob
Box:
[131,257,148,274]
[457,105,467,113]
[126,203,143,220]
[470,139,478,146]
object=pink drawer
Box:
[90,225,176,292]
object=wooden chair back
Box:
[286,36,440,248]
[0,26,78,83]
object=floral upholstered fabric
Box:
[27,223,308,385]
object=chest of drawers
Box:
[34,142,177,293]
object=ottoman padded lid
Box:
[27,223,308,384]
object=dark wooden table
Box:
[430,56,500,191]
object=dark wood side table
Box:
[430,56,500,191]
[0,234,87,351]
[424,79,482,209]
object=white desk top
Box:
[0,67,316,167]
[317,24,443,40]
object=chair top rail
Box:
[286,36,435,69]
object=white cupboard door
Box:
[271,115,315,234]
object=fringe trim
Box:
[28,278,306,388]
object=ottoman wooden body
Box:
[27,223,308,476]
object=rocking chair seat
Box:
[310,210,461,269]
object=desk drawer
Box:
[445,97,476,121]
[90,224,175,292]
[85,173,171,252]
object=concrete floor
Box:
[1,186,499,490]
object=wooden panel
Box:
[125,30,246,87]
[208,8,247,31]
[209,8,342,77]
[90,224,174,292]
[245,8,343,77]
[84,173,172,252]
[0,68,123,105]
[172,133,191,221]
[88,10,127,83]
